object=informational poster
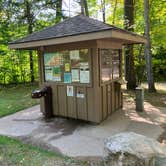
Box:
[71,59,80,68]
[52,66,61,81]
[45,67,53,81]
[80,62,90,83]
[44,53,63,81]
[44,53,62,66]
[65,63,70,72]
[70,50,80,60]
[67,86,74,97]
[64,73,72,83]
[71,69,79,82]
[80,70,90,83]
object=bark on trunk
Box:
[80,0,89,17]
[144,0,156,92]
[84,0,89,17]
[124,0,136,90]
[112,0,117,24]
[25,0,34,83]
[101,0,105,23]
[80,0,84,15]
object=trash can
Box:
[135,87,144,112]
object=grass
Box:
[0,84,91,166]
[0,84,40,117]
[0,135,88,166]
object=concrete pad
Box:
[0,104,165,158]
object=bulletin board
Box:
[43,49,91,85]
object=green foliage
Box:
[0,0,65,85]
[0,50,38,84]
[152,47,166,81]
[0,0,165,84]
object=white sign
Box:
[80,62,89,70]
[77,93,85,98]
[71,69,79,82]
[80,70,90,83]
[67,86,74,97]
[70,50,80,60]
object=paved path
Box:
[0,103,165,158]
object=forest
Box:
[0,0,165,89]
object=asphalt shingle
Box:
[10,15,117,44]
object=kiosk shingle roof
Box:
[10,15,122,44]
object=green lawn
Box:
[0,84,40,117]
[0,84,91,166]
[0,135,88,166]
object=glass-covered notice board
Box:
[100,49,121,82]
[43,49,90,84]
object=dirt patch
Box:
[123,89,166,146]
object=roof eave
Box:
[9,30,147,50]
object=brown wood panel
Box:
[51,84,58,115]
[121,92,123,108]
[114,82,121,110]
[117,83,121,109]
[97,39,122,49]
[38,49,45,84]
[87,87,94,122]
[118,84,121,108]
[116,83,118,109]
[76,87,87,120]
[102,86,107,120]
[57,85,67,116]
[111,82,115,112]
[44,40,97,52]
[93,48,102,122]
[67,87,77,118]
[110,84,113,114]
[107,84,112,115]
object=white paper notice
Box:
[67,86,74,97]
[71,69,79,82]
[80,70,90,83]
[45,68,53,81]
[70,50,80,60]
[77,93,85,98]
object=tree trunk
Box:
[101,0,105,22]
[144,0,156,92]
[80,0,89,17]
[80,0,84,15]
[112,0,117,24]
[124,0,136,90]
[25,0,34,83]
[84,0,89,17]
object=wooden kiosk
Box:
[9,15,146,123]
